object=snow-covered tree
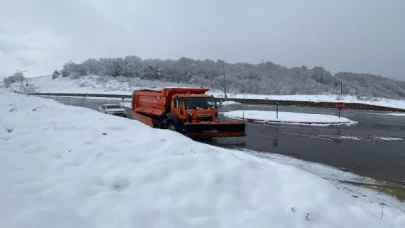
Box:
[52,70,61,79]
[3,72,26,87]
[81,58,103,75]
[61,61,79,77]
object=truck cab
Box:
[171,94,219,123]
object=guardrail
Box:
[27,92,405,112]
[28,92,132,99]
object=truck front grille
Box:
[184,123,245,133]
[197,115,212,122]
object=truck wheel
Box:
[196,137,213,142]
[167,121,177,132]
[158,122,165,129]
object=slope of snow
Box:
[243,149,405,228]
[224,110,357,126]
[8,75,405,110]
[13,75,218,94]
[0,91,395,228]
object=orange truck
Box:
[131,88,245,138]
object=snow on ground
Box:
[213,93,405,110]
[221,101,241,106]
[120,102,132,109]
[224,110,357,126]
[281,132,403,142]
[12,75,214,95]
[373,137,403,141]
[370,112,405,117]
[244,150,405,228]
[6,75,405,110]
[0,91,397,228]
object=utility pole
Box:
[219,59,227,100]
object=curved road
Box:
[218,104,405,185]
[49,96,405,185]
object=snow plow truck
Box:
[131,88,246,138]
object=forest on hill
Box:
[34,55,405,99]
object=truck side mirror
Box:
[218,99,222,107]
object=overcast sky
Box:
[1,0,404,80]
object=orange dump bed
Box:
[132,88,209,117]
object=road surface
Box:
[47,96,405,186]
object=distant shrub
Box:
[3,73,26,87]
[52,70,61,79]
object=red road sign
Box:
[336,102,344,110]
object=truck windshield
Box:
[185,98,217,109]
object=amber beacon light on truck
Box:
[130,88,246,138]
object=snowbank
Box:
[0,91,392,228]
[370,112,405,117]
[245,149,405,228]
[221,101,241,106]
[224,110,357,126]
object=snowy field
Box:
[15,75,214,95]
[370,112,405,117]
[6,75,405,110]
[1,90,403,227]
[221,101,242,106]
[213,92,405,110]
[224,110,357,126]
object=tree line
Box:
[4,55,405,100]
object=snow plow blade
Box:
[183,122,246,138]
[131,111,154,128]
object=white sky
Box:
[0,0,404,80]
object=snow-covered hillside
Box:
[1,90,403,228]
[17,75,215,94]
[55,56,405,100]
[6,75,405,110]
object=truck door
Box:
[173,97,186,120]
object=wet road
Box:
[47,96,405,185]
[219,104,405,184]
